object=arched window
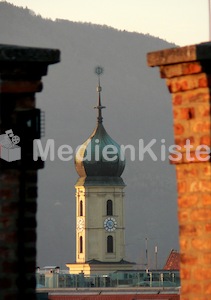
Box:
[79,200,83,216]
[106,200,113,216]
[79,236,83,253]
[107,235,113,253]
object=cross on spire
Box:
[94,66,106,123]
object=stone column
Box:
[147,42,211,300]
[0,44,60,300]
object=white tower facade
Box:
[75,182,125,263]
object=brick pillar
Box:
[147,42,211,300]
[0,45,60,300]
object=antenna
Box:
[145,237,148,272]
[94,66,105,123]
[155,245,158,270]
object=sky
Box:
[3,0,210,46]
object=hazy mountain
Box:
[0,2,179,269]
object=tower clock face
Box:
[77,218,84,232]
[104,217,117,232]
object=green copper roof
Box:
[75,68,125,179]
[75,123,125,178]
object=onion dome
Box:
[75,67,125,178]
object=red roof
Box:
[163,249,180,270]
[49,294,180,300]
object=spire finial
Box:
[94,66,105,123]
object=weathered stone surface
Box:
[147,42,211,67]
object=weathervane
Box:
[94,66,106,123]
[95,66,104,76]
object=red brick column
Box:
[0,45,60,300]
[147,43,211,300]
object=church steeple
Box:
[66,67,135,275]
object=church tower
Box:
[66,67,135,275]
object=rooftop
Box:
[45,289,180,300]
[163,250,180,271]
